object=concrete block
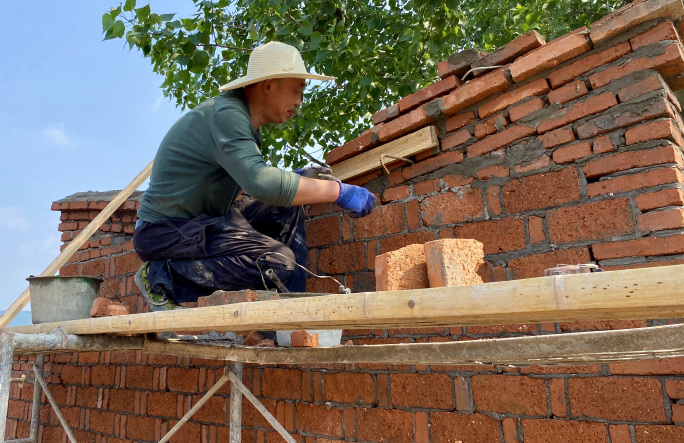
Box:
[375,244,429,291]
[424,239,485,288]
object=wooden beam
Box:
[8,264,684,335]
[330,126,438,181]
[11,324,684,367]
[0,161,154,328]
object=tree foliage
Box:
[104,0,626,167]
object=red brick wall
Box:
[8,5,684,443]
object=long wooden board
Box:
[8,265,684,335]
[11,323,684,366]
[330,126,438,181]
[0,161,154,329]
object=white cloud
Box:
[41,124,70,146]
[0,207,28,229]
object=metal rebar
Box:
[265,269,290,293]
[158,367,232,443]
[32,364,76,443]
[226,369,296,443]
[0,330,17,443]
[229,362,243,442]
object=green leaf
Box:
[102,13,115,32]
[160,13,176,22]
[134,4,151,20]
[192,50,210,67]
[123,0,136,12]
[103,20,125,40]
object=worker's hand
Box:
[293,165,340,182]
[336,183,377,218]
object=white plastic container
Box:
[276,330,343,348]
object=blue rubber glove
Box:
[336,183,377,218]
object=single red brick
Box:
[583,145,683,179]
[577,93,674,139]
[431,412,500,442]
[590,42,684,89]
[306,216,341,247]
[399,75,462,112]
[472,30,546,72]
[635,187,684,210]
[476,165,509,180]
[352,203,405,239]
[510,30,591,82]
[635,425,684,441]
[442,67,510,116]
[382,185,410,202]
[373,104,400,125]
[290,330,319,348]
[487,186,502,216]
[441,128,472,151]
[296,403,343,438]
[479,78,550,118]
[625,118,684,146]
[528,216,546,244]
[318,242,366,274]
[592,233,684,260]
[522,419,606,443]
[586,167,684,198]
[391,373,454,409]
[552,141,592,164]
[413,178,442,195]
[356,408,413,443]
[549,378,567,418]
[468,125,536,157]
[444,111,476,132]
[415,411,429,443]
[632,21,680,51]
[509,97,545,122]
[590,0,682,44]
[539,127,576,149]
[455,218,527,254]
[502,168,580,213]
[377,107,433,143]
[666,379,684,398]
[375,244,427,291]
[261,368,301,400]
[508,247,591,279]
[379,231,436,254]
[549,41,632,88]
[472,375,547,415]
[568,377,665,422]
[592,135,615,154]
[106,304,129,316]
[548,80,589,105]
[90,297,115,318]
[473,114,506,140]
[617,71,679,106]
[421,187,484,226]
[402,150,464,180]
[638,207,684,231]
[547,198,634,244]
[424,239,485,288]
[537,92,618,134]
[324,372,374,405]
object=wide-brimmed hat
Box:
[219,41,336,91]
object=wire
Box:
[255,252,351,294]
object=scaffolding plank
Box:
[330,126,438,181]
[11,324,684,366]
[8,265,684,335]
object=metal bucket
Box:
[27,276,103,324]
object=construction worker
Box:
[132,41,376,311]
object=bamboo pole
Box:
[0,161,153,328]
[8,264,684,335]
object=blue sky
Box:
[0,1,197,311]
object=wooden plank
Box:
[0,161,154,328]
[8,264,684,335]
[12,325,684,366]
[330,126,438,181]
[143,323,684,366]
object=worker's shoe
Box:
[135,263,185,311]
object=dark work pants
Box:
[133,198,308,303]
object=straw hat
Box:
[219,41,336,91]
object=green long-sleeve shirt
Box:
[137,89,300,223]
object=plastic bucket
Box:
[27,276,103,324]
